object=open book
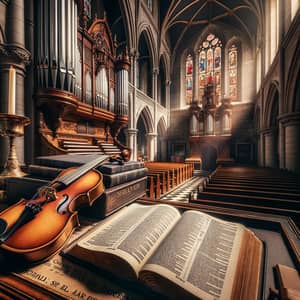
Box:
[64,203,263,300]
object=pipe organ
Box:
[34,2,130,156]
[36,0,77,92]
[186,81,234,168]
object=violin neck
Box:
[55,155,109,186]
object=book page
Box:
[141,210,244,300]
[76,203,181,276]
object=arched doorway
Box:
[137,116,147,160]
[201,144,217,171]
[136,106,154,161]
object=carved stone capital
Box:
[0,44,31,66]
[129,48,137,57]
[152,68,159,76]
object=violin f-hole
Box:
[56,194,69,215]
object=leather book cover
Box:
[99,161,145,174]
[80,177,147,219]
[103,167,148,187]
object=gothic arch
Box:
[264,81,279,128]
[159,52,170,81]
[136,105,154,133]
[158,55,167,107]
[157,116,167,136]
[286,39,300,113]
[157,116,167,161]
[263,81,280,168]
[137,29,155,97]
[119,0,135,50]
[137,24,157,67]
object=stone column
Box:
[128,49,138,160]
[147,133,157,161]
[279,113,300,173]
[165,80,171,111]
[127,128,137,161]
[258,131,265,166]
[264,129,277,168]
[152,68,158,160]
[0,0,31,168]
[152,68,158,101]
[278,121,286,169]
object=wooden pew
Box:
[144,162,194,200]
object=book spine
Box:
[99,162,145,174]
[103,168,148,187]
[81,177,147,219]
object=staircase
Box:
[60,140,104,155]
[97,141,121,155]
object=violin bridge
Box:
[38,186,57,202]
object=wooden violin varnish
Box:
[0,151,130,263]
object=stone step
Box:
[62,141,90,145]
[63,145,100,149]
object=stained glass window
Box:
[185,54,193,104]
[228,44,238,100]
[198,34,222,103]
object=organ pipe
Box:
[36,0,77,92]
[116,50,130,116]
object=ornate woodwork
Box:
[35,9,130,156]
[187,82,234,169]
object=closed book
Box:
[99,161,145,174]
[103,168,148,187]
[80,177,147,219]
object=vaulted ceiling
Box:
[160,0,264,52]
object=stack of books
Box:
[82,160,148,218]
[5,155,148,219]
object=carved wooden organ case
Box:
[35,0,130,156]
[188,82,233,163]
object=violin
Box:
[0,150,130,263]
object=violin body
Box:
[0,167,104,262]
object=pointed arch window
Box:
[228,44,238,100]
[185,54,193,104]
[198,34,222,103]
